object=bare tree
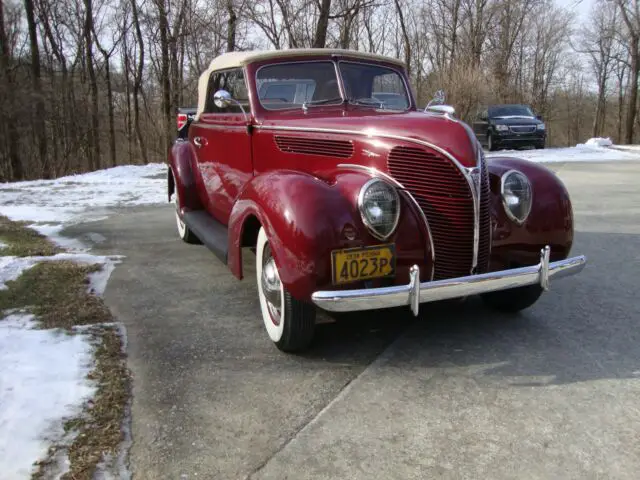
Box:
[24,0,50,178]
[616,0,640,143]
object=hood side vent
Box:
[274,136,353,158]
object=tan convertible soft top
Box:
[196,48,405,119]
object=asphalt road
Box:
[66,160,640,479]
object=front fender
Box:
[228,169,431,301]
[487,157,573,268]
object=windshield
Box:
[255,60,410,111]
[489,105,535,118]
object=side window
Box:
[205,68,249,114]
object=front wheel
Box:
[256,227,316,352]
[481,284,543,312]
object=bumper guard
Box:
[311,246,586,316]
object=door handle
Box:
[193,136,207,148]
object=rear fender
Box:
[228,169,431,301]
[168,140,204,212]
[487,157,573,268]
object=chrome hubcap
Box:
[261,245,282,325]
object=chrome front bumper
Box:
[311,246,586,316]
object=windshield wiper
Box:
[347,98,383,108]
[302,97,344,110]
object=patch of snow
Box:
[0,163,167,235]
[0,314,96,479]
[0,257,38,289]
[0,240,6,249]
[583,137,613,147]
[32,224,88,252]
[487,143,640,163]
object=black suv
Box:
[472,104,546,151]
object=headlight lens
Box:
[358,179,400,240]
[501,170,532,224]
[537,123,545,130]
[495,124,509,132]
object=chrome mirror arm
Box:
[213,89,250,123]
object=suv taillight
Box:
[177,113,188,131]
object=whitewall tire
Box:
[256,226,316,352]
[172,170,200,244]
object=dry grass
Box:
[0,216,130,479]
[0,215,62,257]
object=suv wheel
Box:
[487,133,495,151]
[256,227,316,352]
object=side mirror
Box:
[213,89,249,121]
[536,114,543,121]
[213,89,233,109]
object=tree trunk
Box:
[131,0,148,163]
[394,0,411,76]
[83,0,100,170]
[227,0,237,51]
[0,0,23,180]
[156,0,172,154]
[313,0,331,48]
[24,0,49,178]
[626,37,638,144]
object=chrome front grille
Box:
[388,146,491,280]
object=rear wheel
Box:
[481,284,543,312]
[172,171,200,244]
[256,227,316,352]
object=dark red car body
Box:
[169,51,574,305]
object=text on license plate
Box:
[331,244,396,285]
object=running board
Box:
[183,211,228,264]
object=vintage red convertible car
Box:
[168,49,586,352]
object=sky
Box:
[559,0,596,22]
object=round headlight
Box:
[358,179,400,240]
[501,170,532,224]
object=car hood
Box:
[490,116,542,126]
[258,109,480,168]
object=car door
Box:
[189,68,253,225]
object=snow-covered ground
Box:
[486,137,640,162]
[0,314,95,479]
[0,163,166,478]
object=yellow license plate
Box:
[331,244,396,285]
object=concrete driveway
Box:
[66,161,640,479]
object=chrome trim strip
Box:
[338,163,436,281]
[357,178,401,241]
[311,246,587,316]
[256,124,483,273]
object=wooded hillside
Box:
[0,0,637,180]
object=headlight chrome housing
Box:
[501,170,533,225]
[537,123,545,130]
[495,124,509,132]
[358,179,401,240]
